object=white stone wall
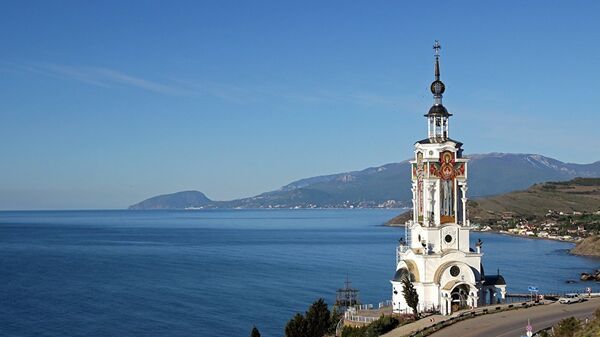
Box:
[393,138,484,315]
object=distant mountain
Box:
[467,153,600,197]
[129,191,212,210]
[226,162,408,209]
[128,153,600,210]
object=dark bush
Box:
[340,315,400,337]
[364,315,400,337]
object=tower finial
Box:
[433,40,441,56]
[430,40,445,100]
[433,40,441,81]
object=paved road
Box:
[429,298,600,337]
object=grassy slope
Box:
[468,178,600,222]
[386,178,600,225]
[570,235,600,256]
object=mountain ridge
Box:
[129,191,212,210]
[128,153,600,210]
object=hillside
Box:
[571,236,600,256]
[468,178,600,223]
[129,191,212,210]
[387,178,600,226]
[129,153,600,210]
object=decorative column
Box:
[471,291,479,308]
[440,294,448,315]
[428,182,436,226]
[444,117,449,138]
[411,185,417,223]
[428,118,432,138]
[460,183,468,226]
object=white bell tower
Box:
[390,41,506,316]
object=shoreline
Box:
[387,223,600,259]
[386,222,600,264]
[475,229,579,244]
[384,222,578,244]
[383,223,600,258]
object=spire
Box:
[430,40,445,106]
[425,40,451,141]
[434,40,441,81]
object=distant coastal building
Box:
[390,42,506,316]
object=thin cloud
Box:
[24,63,190,96]
[171,78,258,103]
[18,62,411,109]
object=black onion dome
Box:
[430,80,445,95]
[425,104,452,117]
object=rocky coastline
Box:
[580,270,600,282]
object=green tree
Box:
[401,275,419,320]
[285,313,307,337]
[306,298,331,337]
[328,308,343,335]
[250,325,261,337]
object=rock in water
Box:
[581,273,593,281]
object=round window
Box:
[445,234,453,243]
[450,266,460,277]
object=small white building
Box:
[391,42,506,316]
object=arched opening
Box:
[402,260,420,282]
[392,268,415,282]
[450,284,470,312]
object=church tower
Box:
[390,41,506,316]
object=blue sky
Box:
[1,1,599,209]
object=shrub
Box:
[364,315,400,337]
[340,315,400,337]
[341,325,368,337]
[554,317,581,337]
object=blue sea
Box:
[1,209,599,337]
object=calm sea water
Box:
[1,209,599,337]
